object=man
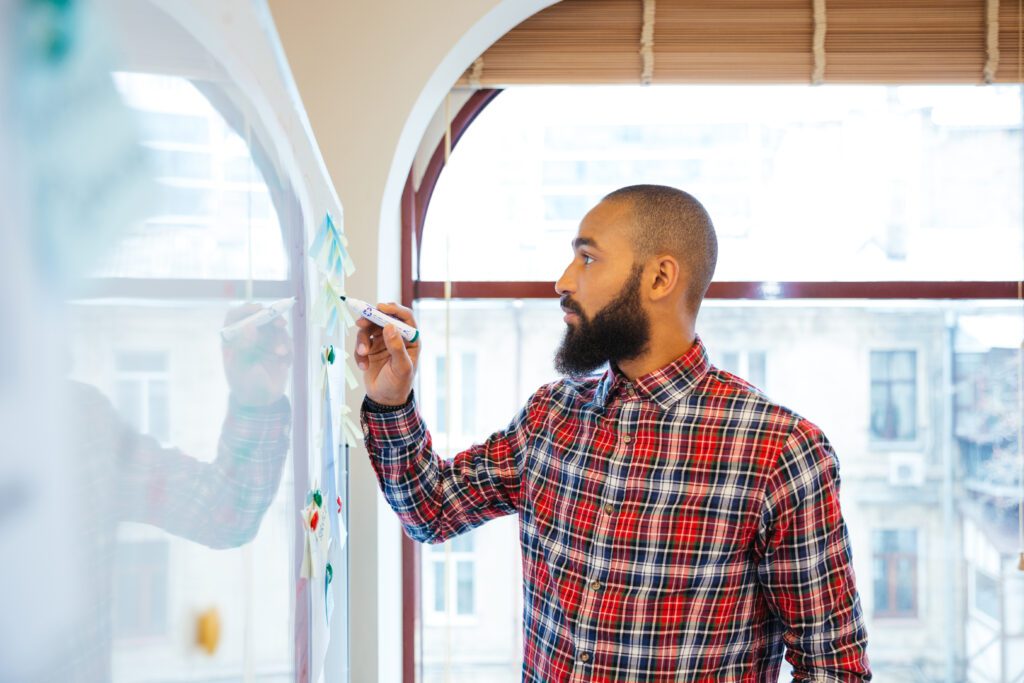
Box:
[356,185,871,681]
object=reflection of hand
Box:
[222,303,293,406]
[353,302,420,406]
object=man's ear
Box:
[648,255,680,303]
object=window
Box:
[421,86,1023,283]
[972,568,1000,621]
[870,350,917,442]
[112,540,169,639]
[427,350,479,443]
[873,529,919,618]
[409,85,1023,683]
[423,531,477,621]
[717,350,767,391]
[115,351,170,443]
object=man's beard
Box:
[554,265,652,377]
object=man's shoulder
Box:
[702,366,808,428]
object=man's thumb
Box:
[383,324,412,374]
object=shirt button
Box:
[579,652,591,663]
[603,503,615,515]
[622,434,633,444]
[590,580,603,592]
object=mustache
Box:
[559,296,583,315]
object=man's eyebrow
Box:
[572,237,600,251]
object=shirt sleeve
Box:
[114,395,292,549]
[360,386,548,544]
[755,419,873,682]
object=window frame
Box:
[399,87,1023,683]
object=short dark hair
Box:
[602,184,718,313]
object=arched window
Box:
[404,85,1022,683]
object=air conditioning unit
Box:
[888,452,926,487]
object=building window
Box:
[870,350,917,441]
[973,568,1000,621]
[424,531,477,621]
[112,540,170,639]
[430,351,479,443]
[873,529,919,618]
[718,350,767,391]
[115,351,170,443]
[435,356,447,433]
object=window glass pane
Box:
[890,351,916,381]
[720,352,739,374]
[450,530,475,553]
[433,560,446,613]
[148,379,170,444]
[748,351,767,389]
[436,356,447,432]
[461,352,477,436]
[413,298,1021,681]
[870,383,892,439]
[895,557,916,613]
[890,383,917,440]
[870,351,889,380]
[872,556,889,612]
[423,86,1022,282]
[975,571,1000,620]
[93,73,288,280]
[456,561,475,615]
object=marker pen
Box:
[220,297,296,341]
[341,296,420,343]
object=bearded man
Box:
[355,185,872,682]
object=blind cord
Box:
[640,0,655,85]
[812,0,827,84]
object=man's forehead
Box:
[574,200,634,250]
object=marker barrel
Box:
[345,298,420,343]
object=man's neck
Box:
[616,329,696,381]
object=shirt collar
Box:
[594,335,710,409]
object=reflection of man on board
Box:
[54,307,293,682]
[356,185,871,681]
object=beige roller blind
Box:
[457,0,1023,85]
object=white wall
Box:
[264,3,556,682]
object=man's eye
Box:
[582,254,595,265]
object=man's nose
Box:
[555,264,574,297]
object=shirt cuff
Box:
[360,391,426,462]
[363,391,414,413]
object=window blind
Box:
[457,0,1023,85]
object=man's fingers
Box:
[382,324,413,375]
[375,302,418,328]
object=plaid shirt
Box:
[362,336,871,682]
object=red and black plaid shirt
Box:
[362,336,871,682]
